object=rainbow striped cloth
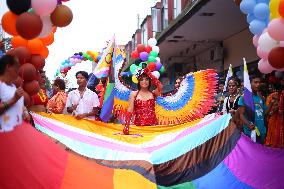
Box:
[0,113,283,189]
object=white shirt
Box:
[66,88,99,119]
[0,82,23,132]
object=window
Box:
[162,0,168,29]
[151,7,161,36]
[142,24,148,45]
[132,37,135,51]
[174,0,182,18]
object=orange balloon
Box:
[1,11,18,35]
[39,46,49,58]
[11,36,28,48]
[52,26,57,33]
[279,0,284,18]
[27,38,44,55]
[39,32,54,46]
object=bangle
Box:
[3,102,9,110]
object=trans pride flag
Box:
[242,58,255,123]
[223,64,233,92]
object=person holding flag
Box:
[238,59,273,144]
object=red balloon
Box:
[30,55,45,70]
[16,13,43,40]
[145,46,152,53]
[24,80,40,96]
[19,63,37,82]
[6,47,31,65]
[147,62,157,71]
[137,44,145,53]
[131,51,139,59]
[268,47,284,69]
[13,76,23,87]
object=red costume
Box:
[32,89,48,106]
[133,98,157,126]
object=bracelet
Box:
[3,102,9,110]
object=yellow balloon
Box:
[270,0,281,20]
[132,75,138,83]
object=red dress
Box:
[133,98,157,126]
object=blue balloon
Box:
[254,3,270,20]
[247,13,256,23]
[249,19,266,35]
[256,0,269,4]
[97,55,101,61]
[240,0,257,14]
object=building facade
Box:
[124,0,258,86]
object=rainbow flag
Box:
[100,39,125,122]
[87,37,115,87]
[1,113,284,188]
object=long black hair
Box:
[0,55,18,75]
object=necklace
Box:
[227,94,239,110]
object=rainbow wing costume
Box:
[113,51,217,125]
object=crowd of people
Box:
[213,74,284,148]
[1,54,283,147]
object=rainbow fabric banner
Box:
[0,113,283,189]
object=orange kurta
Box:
[265,91,284,148]
[47,91,67,114]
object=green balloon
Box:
[159,66,165,73]
[28,8,35,13]
[148,56,156,63]
[149,51,158,58]
[130,64,138,73]
[139,62,147,68]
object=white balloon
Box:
[151,71,160,79]
[38,16,53,38]
[156,57,160,62]
[258,59,274,74]
[148,38,157,47]
[258,32,279,52]
[152,46,160,53]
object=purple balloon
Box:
[156,61,162,70]
[139,52,149,61]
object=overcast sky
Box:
[0,0,158,87]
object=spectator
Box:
[29,70,48,112]
[46,78,67,114]
[222,77,241,114]
[238,74,274,144]
[214,81,227,112]
[66,71,99,119]
[0,55,30,132]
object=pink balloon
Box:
[258,59,275,74]
[38,16,53,38]
[279,41,284,47]
[32,0,57,16]
[268,18,284,41]
[253,35,260,47]
[257,46,269,59]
